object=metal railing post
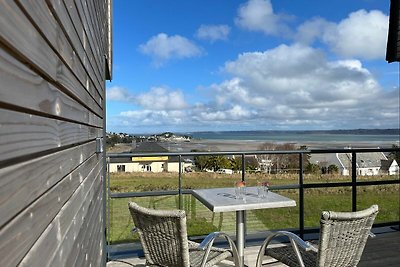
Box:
[241,153,246,248]
[241,153,245,182]
[178,155,183,209]
[106,157,111,260]
[299,153,304,239]
[351,152,357,212]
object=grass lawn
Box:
[107,172,399,244]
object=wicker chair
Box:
[256,205,379,267]
[128,202,240,267]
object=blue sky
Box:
[106,0,399,134]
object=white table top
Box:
[192,187,296,212]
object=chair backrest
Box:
[128,202,190,267]
[317,205,379,267]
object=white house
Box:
[380,159,399,175]
[336,152,392,176]
[109,142,193,173]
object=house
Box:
[109,142,193,173]
[336,152,389,176]
[258,158,273,173]
[380,159,399,175]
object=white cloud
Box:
[296,10,389,60]
[295,17,335,45]
[106,85,188,111]
[207,43,397,128]
[139,33,202,66]
[120,110,186,125]
[235,0,291,36]
[106,86,132,101]
[108,44,398,130]
[197,105,254,122]
[137,87,187,110]
[195,24,231,42]
[109,41,399,132]
[323,10,389,59]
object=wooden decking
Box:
[106,230,400,267]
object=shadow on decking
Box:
[106,228,400,267]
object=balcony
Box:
[105,147,400,266]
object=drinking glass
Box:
[257,181,269,198]
[235,181,246,200]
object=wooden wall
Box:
[386,0,400,62]
[0,0,111,266]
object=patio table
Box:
[192,187,296,267]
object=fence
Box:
[106,147,400,249]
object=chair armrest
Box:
[196,232,231,250]
[274,231,318,252]
[368,231,376,238]
[194,232,240,267]
[256,231,317,267]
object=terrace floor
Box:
[106,228,399,267]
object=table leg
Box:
[236,210,245,267]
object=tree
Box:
[388,144,400,163]
[258,142,306,173]
[274,143,300,172]
[192,150,209,171]
[230,157,242,172]
[257,143,277,174]
[106,134,120,147]
[305,163,320,174]
[207,155,231,171]
[327,164,339,174]
[245,156,259,171]
[194,155,209,171]
[193,150,231,171]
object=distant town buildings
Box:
[311,151,399,176]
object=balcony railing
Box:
[106,147,400,256]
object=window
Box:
[140,164,152,172]
[117,165,125,172]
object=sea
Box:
[182,130,400,147]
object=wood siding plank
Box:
[66,181,104,267]
[0,153,101,267]
[18,164,103,267]
[47,0,104,92]
[0,141,96,228]
[17,0,104,101]
[0,1,103,117]
[72,0,104,78]
[86,0,105,57]
[0,47,102,127]
[61,0,104,82]
[0,108,101,163]
[92,0,106,53]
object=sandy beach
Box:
[108,138,398,153]
[166,139,398,152]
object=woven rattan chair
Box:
[256,205,379,267]
[128,202,240,267]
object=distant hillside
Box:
[310,129,399,135]
[190,129,399,135]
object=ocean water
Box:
[187,130,400,144]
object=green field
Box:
[107,172,399,244]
